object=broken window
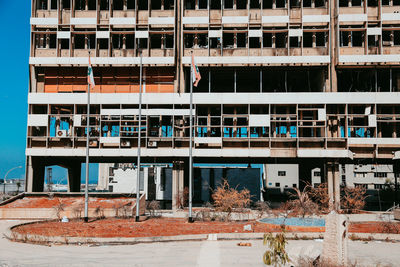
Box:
[75,0,85,10]
[276,32,286,48]
[210,68,234,92]
[113,0,123,10]
[99,38,108,49]
[137,38,148,48]
[165,0,174,9]
[237,0,247,9]
[290,0,300,8]
[250,0,260,8]
[367,0,378,7]
[303,0,311,7]
[210,0,221,9]
[138,0,148,10]
[51,0,57,9]
[151,0,162,9]
[74,34,85,49]
[49,34,56,48]
[383,31,391,46]
[100,0,109,10]
[112,34,123,49]
[236,68,260,92]
[289,36,300,48]
[263,33,272,47]
[382,0,390,5]
[337,69,376,92]
[276,0,286,8]
[368,35,378,47]
[126,34,134,49]
[198,0,208,9]
[316,32,325,47]
[37,0,47,9]
[237,33,246,48]
[127,0,135,9]
[62,0,71,9]
[198,33,208,48]
[340,31,349,47]
[224,0,233,8]
[223,33,234,48]
[249,37,261,48]
[315,0,325,7]
[352,31,363,47]
[61,39,69,49]
[263,0,272,8]
[209,37,221,48]
[394,31,400,45]
[339,0,348,7]
[184,34,194,48]
[88,0,96,10]
[377,69,390,92]
[303,32,313,47]
[150,34,162,48]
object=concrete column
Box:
[67,162,81,192]
[25,156,46,192]
[172,161,185,211]
[327,161,341,211]
[329,0,338,92]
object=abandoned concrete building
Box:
[26,0,400,209]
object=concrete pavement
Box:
[0,220,399,267]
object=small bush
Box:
[176,187,189,209]
[341,187,367,213]
[263,232,290,266]
[147,200,160,217]
[286,187,318,218]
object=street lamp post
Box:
[3,166,22,195]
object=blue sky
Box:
[0,1,30,180]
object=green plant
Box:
[263,232,290,266]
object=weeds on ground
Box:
[94,206,105,219]
[52,199,66,220]
[212,179,251,221]
[263,230,290,266]
[146,200,160,217]
[286,186,318,218]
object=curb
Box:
[5,221,400,246]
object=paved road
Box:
[0,220,399,267]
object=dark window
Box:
[368,0,378,6]
[224,0,233,9]
[237,0,247,9]
[315,0,325,7]
[126,34,134,49]
[352,0,362,6]
[61,39,69,49]
[210,37,221,48]
[165,0,174,9]
[249,37,260,48]
[88,34,95,49]
[151,0,162,9]
[303,0,311,7]
[340,31,349,47]
[352,31,363,47]
[394,31,400,45]
[198,34,208,48]
[316,32,325,47]
[127,0,135,9]
[137,38,148,49]
[314,171,321,176]
[293,184,297,188]
[75,0,85,10]
[199,0,208,9]
[74,35,85,49]
[210,0,221,9]
[150,34,162,48]
[112,34,123,49]
[49,34,56,49]
[276,33,286,48]
[275,182,280,187]
[250,0,260,8]
[62,0,71,9]
[263,0,273,8]
[263,33,272,47]
[88,0,96,10]
[276,0,285,8]
[339,0,348,7]
[165,34,174,48]
[100,0,109,10]
[113,0,123,10]
[37,0,47,9]
[51,0,57,9]
[138,0,148,10]
[223,33,234,48]
[237,33,246,48]
[374,172,388,178]
[185,34,194,48]
[278,171,286,176]
[99,38,108,49]
[289,36,300,48]
[368,35,378,47]
[303,32,313,47]
[290,0,300,8]
[186,0,195,9]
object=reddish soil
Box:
[0,196,134,209]
[13,218,400,238]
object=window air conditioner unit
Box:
[148,141,158,148]
[57,130,68,137]
[121,140,131,147]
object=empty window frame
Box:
[88,0,96,9]
[210,68,234,92]
[275,32,287,48]
[250,0,260,8]
[50,0,57,9]
[150,34,162,48]
[37,0,48,9]
[367,0,378,7]
[249,37,261,48]
[62,0,71,9]
[352,31,363,47]
[303,32,313,47]
[382,30,391,46]
[237,0,247,9]
[138,0,148,10]
[223,32,234,48]
[263,33,272,47]
[112,34,124,49]
[100,0,109,10]
[198,0,208,9]
[74,34,85,49]
[75,0,85,10]
[237,32,247,48]
[340,31,350,47]
[368,35,379,47]
[290,0,300,8]
[165,34,174,48]
[184,34,195,48]
[113,0,123,10]
[276,0,286,8]
[151,0,162,9]
[289,36,300,48]
[126,34,134,49]
[185,0,195,9]
[137,38,148,48]
[165,0,174,9]
[210,37,221,48]
[224,0,233,9]
[210,0,221,9]
[316,32,326,47]
[236,68,260,92]
[98,38,109,49]
[61,39,69,49]
[263,0,273,8]
[394,31,400,45]
[303,0,311,7]
[315,0,326,7]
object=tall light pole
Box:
[3,166,22,195]
[136,52,143,222]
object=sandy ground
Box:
[1,220,400,267]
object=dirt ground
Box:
[12,217,400,238]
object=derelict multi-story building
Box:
[27,0,400,209]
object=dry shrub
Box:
[147,200,160,217]
[94,206,105,219]
[73,203,84,219]
[380,221,400,234]
[341,187,367,213]
[308,183,330,213]
[286,187,318,218]
[52,199,66,220]
[212,179,251,221]
[176,187,189,209]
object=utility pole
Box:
[136,52,143,222]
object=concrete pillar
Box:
[25,156,46,192]
[327,161,341,211]
[67,162,81,192]
[172,161,185,211]
[329,0,338,92]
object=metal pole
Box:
[136,53,143,222]
[84,76,90,222]
[188,61,194,223]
